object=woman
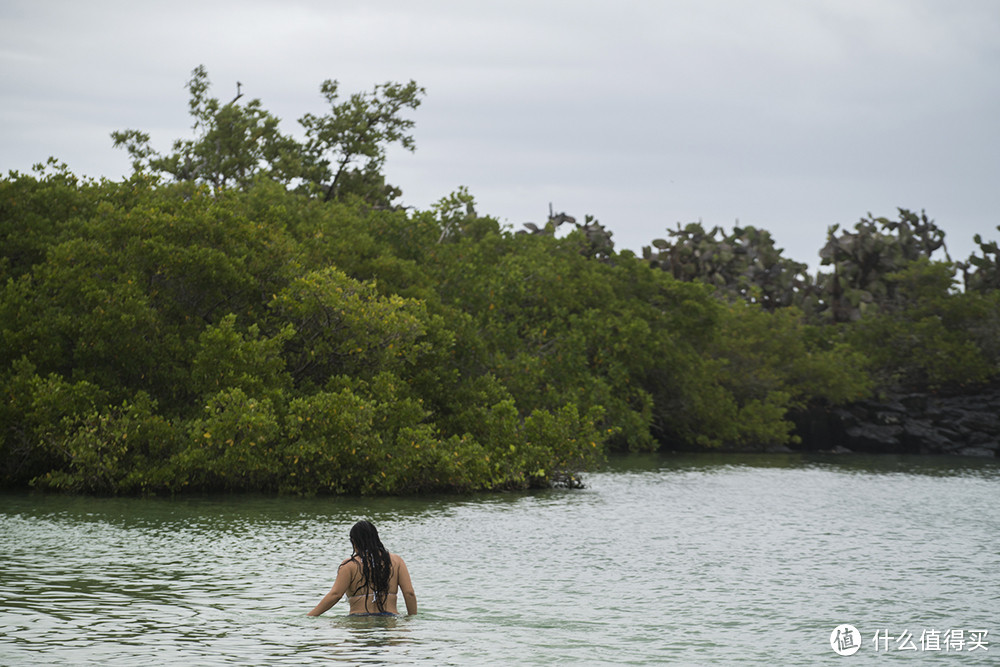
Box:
[307,520,417,617]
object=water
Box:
[2,452,998,665]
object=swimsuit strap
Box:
[348,590,396,599]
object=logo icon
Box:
[831,624,862,656]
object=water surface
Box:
[2,453,997,664]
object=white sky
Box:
[2,0,999,269]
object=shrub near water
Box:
[0,164,877,493]
[1,171,614,494]
[6,69,996,493]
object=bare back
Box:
[343,553,415,615]
[308,550,417,617]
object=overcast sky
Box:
[3,0,998,269]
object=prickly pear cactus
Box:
[517,207,615,261]
[960,226,1000,293]
[817,209,950,322]
[642,222,812,311]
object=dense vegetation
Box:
[3,68,998,495]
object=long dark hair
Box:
[348,520,392,612]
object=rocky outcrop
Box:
[792,386,1000,457]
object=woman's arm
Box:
[307,559,355,616]
[396,556,417,615]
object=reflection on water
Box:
[2,452,998,664]
[605,450,1000,478]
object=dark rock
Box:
[792,382,1000,456]
[875,398,907,414]
[901,419,958,452]
[831,407,862,426]
[967,431,994,446]
[935,427,965,443]
[899,394,927,411]
[959,413,1000,433]
[875,411,903,425]
[845,423,904,450]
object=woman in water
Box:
[308,520,417,617]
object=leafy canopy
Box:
[112,66,424,206]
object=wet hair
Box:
[348,520,392,613]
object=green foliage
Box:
[0,358,108,486]
[517,404,606,488]
[179,388,283,491]
[517,208,616,261]
[433,186,500,243]
[429,231,657,449]
[0,163,96,282]
[815,209,949,322]
[34,392,179,494]
[642,222,812,311]
[300,78,424,203]
[0,169,613,494]
[268,268,426,387]
[284,386,382,493]
[846,259,998,390]
[716,305,871,409]
[190,313,294,402]
[961,226,1000,293]
[7,69,999,495]
[112,66,423,206]
[708,304,871,447]
[113,66,302,191]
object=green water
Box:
[2,453,998,665]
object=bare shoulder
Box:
[389,553,408,567]
[338,556,359,570]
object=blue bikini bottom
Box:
[349,612,398,617]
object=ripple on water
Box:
[2,454,998,664]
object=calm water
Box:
[2,453,998,665]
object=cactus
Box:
[959,226,1000,292]
[517,207,615,261]
[816,209,951,322]
[641,221,812,311]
